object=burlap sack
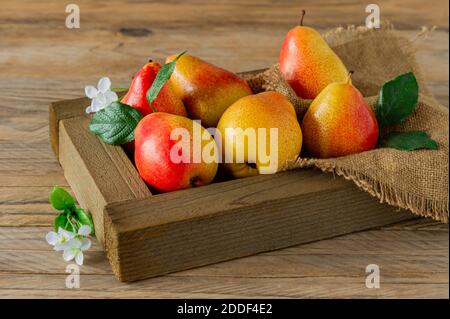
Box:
[242,25,449,223]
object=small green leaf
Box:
[376,72,419,126]
[75,208,95,235]
[381,131,439,151]
[54,213,69,231]
[49,187,75,211]
[146,51,187,109]
[89,101,142,145]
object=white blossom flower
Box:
[47,225,93,266]
[46,228,76,251]
[63,237,92,266]
[77,224,92,236]
[85,77,118,113]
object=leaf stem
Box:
[67,214,78,232]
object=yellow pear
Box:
[217,91,302,178]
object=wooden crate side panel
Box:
[105,170,350,231]
[59,116,150,243]
[104,171,413,281]
[49,97,91,158]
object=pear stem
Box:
[346,70,354,84]
[299,10,306,26]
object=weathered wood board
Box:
[49,94,413,282]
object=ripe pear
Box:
[134,113,218,192]
[166,54,253,127]
[217,91,302,178]
[302,72,379,158]
[121,61,187,117]
[278,10,348,99]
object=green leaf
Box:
[376,72,419,126]
[75,208,95,235]
[89,101,142,145]
[381,131,439,151]
[146,51,187,110]
[54,212,76,233]
[49,186,75,211]
[54,213,69,231]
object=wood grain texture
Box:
[0,0,448,298]
[58,116,150,243]
[104,170,413,281]
[49,97,90,157]
[0,221,447,298]
[49,92,126,158]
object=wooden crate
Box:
[49,90,413,282]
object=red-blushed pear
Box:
[302,71,379,158]
[121,61,187,117]
[166,54,253,127]
[278,10,348,99]
[134,112,218,192]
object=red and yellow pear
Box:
[166,54,253,127]
[302,72,379,158]
[278,10,348,99]
[121,61,187,117]
[134,112,218,192]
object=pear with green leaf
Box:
[121,60,187,117]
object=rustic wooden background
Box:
[0,0,448,298]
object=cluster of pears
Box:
[124,55,301,192]
[279,10,378,158]
[124,11,378,192]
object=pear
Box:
[217,91,302,178]
[135,113,218,192]
[302,72,379,158]
[121,60,187,117]
[166,54,253,127]
[279,10,348,99]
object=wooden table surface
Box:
[0,0,448,298]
